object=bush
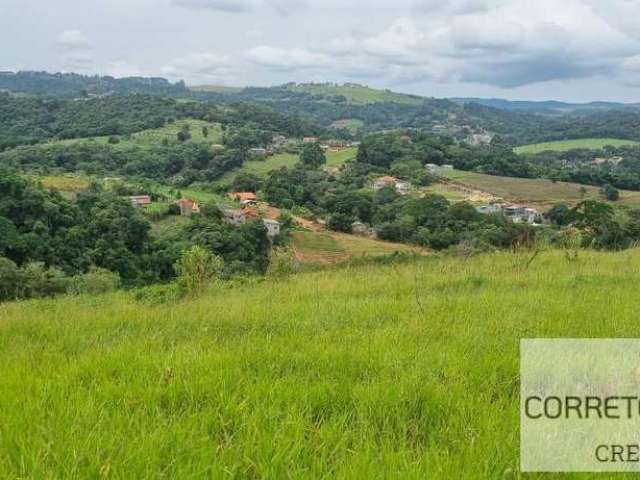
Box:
[267,248,298,277]
[327,213,355,233]
[67,267,121,295]
[175,246,224,294]
[133,282,182,304]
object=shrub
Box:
[174,246,224,294]
[67,267,121,295]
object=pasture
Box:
[2,250,640,477]
[217,147,357,185]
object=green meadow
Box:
[2,249,640,478]
[50,119,223,148]
[514,138,639,154]
[217,147,357,185]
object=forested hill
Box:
[0,71,188,98]
[0,93,319,151]
[194,83,640,145]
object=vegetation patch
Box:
[514,138,639,154]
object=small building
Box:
[220,207,246,226]
[263,219,281,237]
[303,136,319,143]
[211,144,225,152]
[373,176,398,190]
[425,163,439,173]
[400,135,412,144]
[230,192,257,205]
[476,204,501,215]
[351,221,369,235]
[441,164,454,170]
[127,195,152,208]
[175,198,200,217]
[373,176,411,195]
[503,205,539,224]
[272,135,287,145]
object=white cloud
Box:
[162,52,234,82]
[246,46,329,70]
[56,30,92,50]
[172,0,256,12]
[172,0,306,15]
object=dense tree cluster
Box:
[0,141,249,186]
[0,171,272,301]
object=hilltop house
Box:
[175,198,200,217]
[127,195,152,208]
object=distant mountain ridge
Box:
[0,71,189,98]
[452,97,640,114]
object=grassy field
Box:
[286,83,424,105]
[217,147,357,184]
[291,231,423,264]
[2,249,640,477]
[514,138,639,154]
[440,169,640,208]
[52,119,223,148]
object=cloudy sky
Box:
[3,0,640,101]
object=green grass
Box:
[3,249,640,477]
[52,119,223,148]
[217,147,357,185]
[440,169,640,208]
[291,231,423,264]
[515,138,639,154]
[286,83,424,105]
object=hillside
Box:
[2,250,640,477]
[439,169,640,208]
[514,138,640,154]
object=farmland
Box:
[2,249,640,477]
[439,169,640,207]
[514,138,639,154]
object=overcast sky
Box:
[3,0,640,102]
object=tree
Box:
[174,246,223,294]
[300,143,326,169]
[328,213,355,233]
[202,126,209,138]
[231,172,261,193]
[602,184,620,201]
[177,130,191,142]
